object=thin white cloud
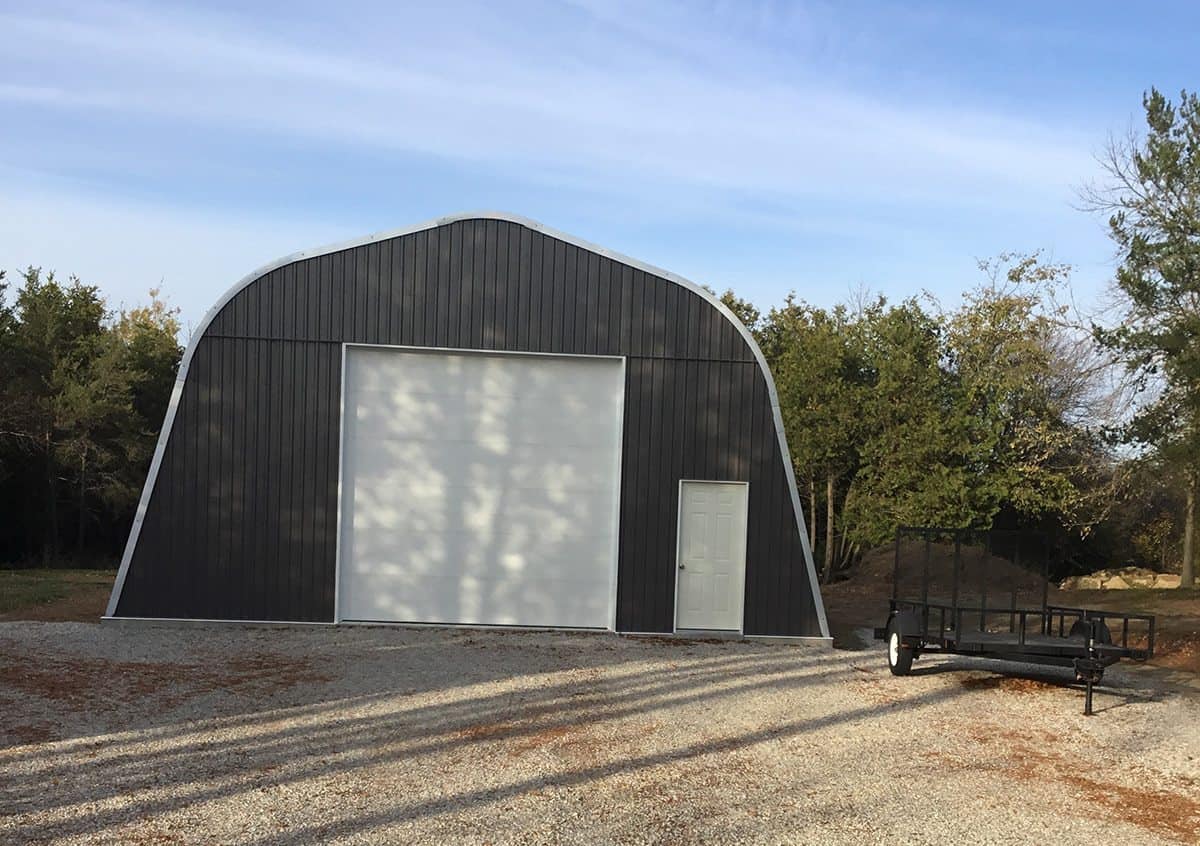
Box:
[0,0,1098,212]
[0,0,1124,324]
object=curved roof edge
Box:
[105,211,830,638]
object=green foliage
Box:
[765,298,867,480]
[844,298,972,544]
[1092,88,1200,462]
[1087,87,1200,586]
[944,255,1087,524]
[0,268,181,566]
[718,289,761,334]
[753,254,1107,575]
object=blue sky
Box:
[2,0,1197,333]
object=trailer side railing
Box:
[889,597,1156,660]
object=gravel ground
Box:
[1,622,1198,845]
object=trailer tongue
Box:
[873,528,1156,716]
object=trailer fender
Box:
[1068,619,1113,645]
[890,609,923,648]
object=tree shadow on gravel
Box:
[0,627,1035,845]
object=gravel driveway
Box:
[2,622,1197,845]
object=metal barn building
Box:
[105,213,830,640]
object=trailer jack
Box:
[1073,657,1106,716]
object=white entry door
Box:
[337,347,624,629]
[675,481,749,632]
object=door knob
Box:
[679,563,686,570]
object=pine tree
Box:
[1088,88,1200,588]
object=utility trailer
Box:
[873,527,1156,715]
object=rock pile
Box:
[1058,567,1181,590]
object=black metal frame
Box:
[875,527,1156,715]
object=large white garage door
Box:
[337,347,624,628]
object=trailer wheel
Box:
[886,620,914,676]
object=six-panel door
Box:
[675,481,749,631]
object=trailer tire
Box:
[886,620,914,676]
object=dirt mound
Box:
[832,544,1200,672]
[853,539,1047,606]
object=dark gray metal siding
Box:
[115,218,821,635]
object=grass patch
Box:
[0,569,116,617]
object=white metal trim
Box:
[672,480,684,634]
[332,343,349,623]
[104,376,185,616]
[678,478,753,483]
[98,616,832,645]
[744,635,834,646]
[343,341,624,361]
[609,357,627,632]
[100,616,336,627]
[672,479,750,636]
[105,211,829,638]
[338,620,606,632]
[333,343,625,630]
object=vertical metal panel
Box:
[666,283,684,359]
[316,255,330,342]
[565,245,580,352]
[412,231,427,347]
[488,220,505,349]
[473,220,488,347]
[238,337,255,617]
[550,238,565,350]
[361,243,377,344]
[355,243,370,343]
[645,358,665,622]
[217,336,235,617]
[635,271,651,357]
[436,225,452,347]
[198,338,218,612]
[619,265,633,352]
[598,257,612,355]
[116,217,822,636]
[516,227,532,351]
[250,339,271,617]
[285,340,304,618]
[459,221,474,347]
[397,237,413,345]
[447,222,463,345]
[528,232,544,351]
[622,357,652,628]
[655,360,680,624]
[462,220,476,344]
[322,343,340,613]
[265,338,283,611]
[589,254,604,355]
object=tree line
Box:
[1,88,1197,587]
[0,269,182,566]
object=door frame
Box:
[333,342,627,629]
[672,479,750,635]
